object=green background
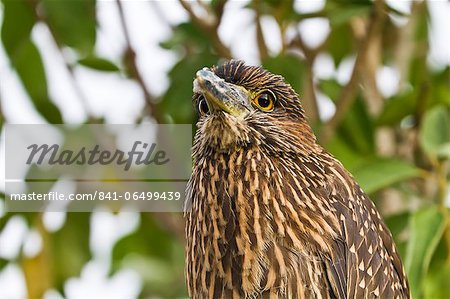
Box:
[0,0,449,298]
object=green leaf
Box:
[159,53,218,123]
[429,67,450,107]
[408,5,430,90]
[405,206,446,299]
[420,105,450,159]
[20,47,64,123]
[413,3,430,45]
[112,214,186,297]
[160,22,210,51]
[318,79,342,101]
[385,212,410,258]
[1,0,63,123]
[385,212,410,240]
[249,0,294,23]
[424,233,450,298]
[377,90,417,126]
[352,158,420,194]
[0,210,36,229]
[325,96,376,171]
[0,111,3,137]
[262,54,305,94]
[336,96,375,155]
[50,212,91,291]
[112,214,178,269]
[41,0,96,54]
[0,0,35,56]
[0,258,7,271]
[326,136,366,171]
[78,56,120,72]
[13,40,63,123]
[326,3,371,27]
[424,263,450,299]
[326,24,354,66]
[427,236,450,278]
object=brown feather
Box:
[185,60,410,298]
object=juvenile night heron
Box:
[185,60,409,298]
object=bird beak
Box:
[193,68,253,117]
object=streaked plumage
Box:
[185,60,409,298]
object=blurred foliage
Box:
[0,0,449,298]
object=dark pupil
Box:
[199,98,209,114]
[258,94,271,107]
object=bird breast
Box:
[186,146,342,298]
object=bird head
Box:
[192,60,317,155]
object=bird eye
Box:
[198,96,210,116]
[252,91,275,112]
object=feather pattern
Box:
[185,60,409,298]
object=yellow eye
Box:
[252,91,276,111]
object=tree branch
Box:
[319,0,386,144]
[26,0,96,121]
[254,0,269,60]
[357,15,383,116]
[149,1,175,33]
[303,60,320,124]
[394,1,423,91]
[178,0,232,59]
[213,0,227,21]
[289,29,321,123]
[116,0,163,123]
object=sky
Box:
[0,1,449,298]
